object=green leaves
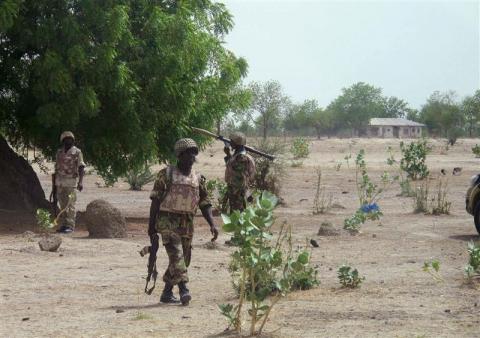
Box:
[36,209,55,230]
[399,139,430,180]
[465,241,480,278]
[338,264,364,288]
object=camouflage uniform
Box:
[225,149,256,212]
[150,166,211,285]
[55,144,85,229]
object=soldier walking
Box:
[223,132,256,212]
[53,131,85,233]
[148,138,218,305]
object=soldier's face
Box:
[62,137,74,149]
[178,148,198,169]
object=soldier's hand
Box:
[223,146,231,156]
[210,225,219,242]
[77,182,83,191]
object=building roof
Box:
[369,118,425,127]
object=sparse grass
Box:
[133,312,153,321]
[313,168,332,215]
[413,177,451,215]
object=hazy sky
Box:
[222,0,480,109]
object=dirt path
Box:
[2,138,480,337]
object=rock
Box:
[38,235,62,252]
[115,309,125,313]
[317,222,341,236]
[85,199,127,238]
[310,239,319,248]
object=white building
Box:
[368,118,425,138]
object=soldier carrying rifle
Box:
[147,138,218,305]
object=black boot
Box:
[160,283,179,304]
[178,282,191,306]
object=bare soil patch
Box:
[2,138,480,337]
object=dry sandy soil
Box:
[2,138,480,338]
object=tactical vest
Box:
[159,166,200,215]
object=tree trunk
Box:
[0,136,50,212]
[263,115,267,140]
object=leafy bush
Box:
[400,140,430,180]
[344,204,382,232]
[290,137,309,159]
[387,146,415,197]
[220,192,319,335]
[251,138,287,195]
[472,144,480,158]
[465,241,480,278]
[36,209,55,231]
[124,164,156,191]
[337,264,364,288]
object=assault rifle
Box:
[140,234,159,295]
[49,174,58,217]
[191,127,275,161]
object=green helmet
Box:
[174,138,198,157]
[229,131,246,146]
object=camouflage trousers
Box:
[160,230,192,285]
[57,186,77,229]
[227,187,247,212]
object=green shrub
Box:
[472,144,480,158]
[400,139,430,180]
[290,137,309,159]
[465,241,480,278]
[206,179,228,213]
[220,192,319,335]
[251,138,287,195]
[338,264,364,288]
[124,163,156,191]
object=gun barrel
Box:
[191,127,275,160]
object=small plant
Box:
[413,177,451,215]
[206,179,228,213]
[334,162,342,171]
[133,312,153,321]
[400,139,430,180]
[36,209,55,231]
[422,259,443,282]
[338,264,364,288]
[290,137,309,159]
[387,146,415,197]
[220,192,319,335]
[124,163,156,191]
[472,144,480,158]
[290,159,304,167]
[343,150,392,231]
[430,178,451,215]
[465,241,480,279]
[313,168,332,215]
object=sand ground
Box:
[1,137,480,338]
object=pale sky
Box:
[222,0,480,109]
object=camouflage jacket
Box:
[150,166,211,237]
[224,149,256,193]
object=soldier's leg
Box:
[57,186,68,228]
[161,231,188,286]
[64,187,76,230]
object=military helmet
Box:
[229,131,246,146]
[174,138,198,157]
[60,131,75,142]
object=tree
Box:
[247,81,289,139]
[382,96,411,118]
[420,91,463,138]
[0,0,247,209]
[327,82,385,136]
[462,90,480,137]
[283,99,320,134]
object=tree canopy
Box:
[0,0,247,182]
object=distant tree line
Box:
[226,81,480,139]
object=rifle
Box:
[141,234,159,295]
[49,174,58,217]
[191,127,275,161]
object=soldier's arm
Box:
[148,170,167,237]
[199,175,218,240]
[77,150,86,191]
